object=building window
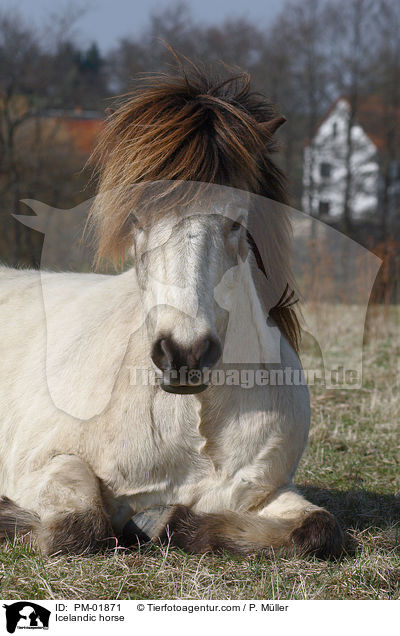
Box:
[332,122,338,138]
[320,162,332,178]
[318,200,330,216]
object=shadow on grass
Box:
[299,485,400,531]
[296,485,400,556]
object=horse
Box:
[0,62,344,558]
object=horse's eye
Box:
[128,212,144,232]
[230,221,242,233]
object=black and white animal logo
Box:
[3,602,50,633]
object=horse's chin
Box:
[160,383,209,395]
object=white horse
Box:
[0,66,343,558]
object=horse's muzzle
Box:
[160,381,209,394]
[151,335,221,374]
[152,333,221,394]
[158,367,210,394]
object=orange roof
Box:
[59,117,105,154]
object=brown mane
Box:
[89,59,300,351]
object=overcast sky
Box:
[1,0,283,51]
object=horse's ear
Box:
[261,115,287,135]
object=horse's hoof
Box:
[121,505,174,544]
[290,509,344,559]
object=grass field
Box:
[0,305,399,600]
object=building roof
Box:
[60,117,105,154]
[43,108,105,154]
[307,95,400,153]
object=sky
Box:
[1,0,284,51]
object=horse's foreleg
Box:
[19,455,114,555]
[257,486,344,558]
[128,488,343,559]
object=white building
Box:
[302,96,388,222]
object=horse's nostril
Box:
[151,337,174,371]
[151,335,221,373]
[197,337,222,369]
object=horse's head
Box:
[89,58,299,393]
[128,186,252,392]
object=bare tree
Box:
[261,0,331,209]
[372,0,400,240]
[325,0,377,233]
[0,9,95,266]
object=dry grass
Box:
[0,305,399,600]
